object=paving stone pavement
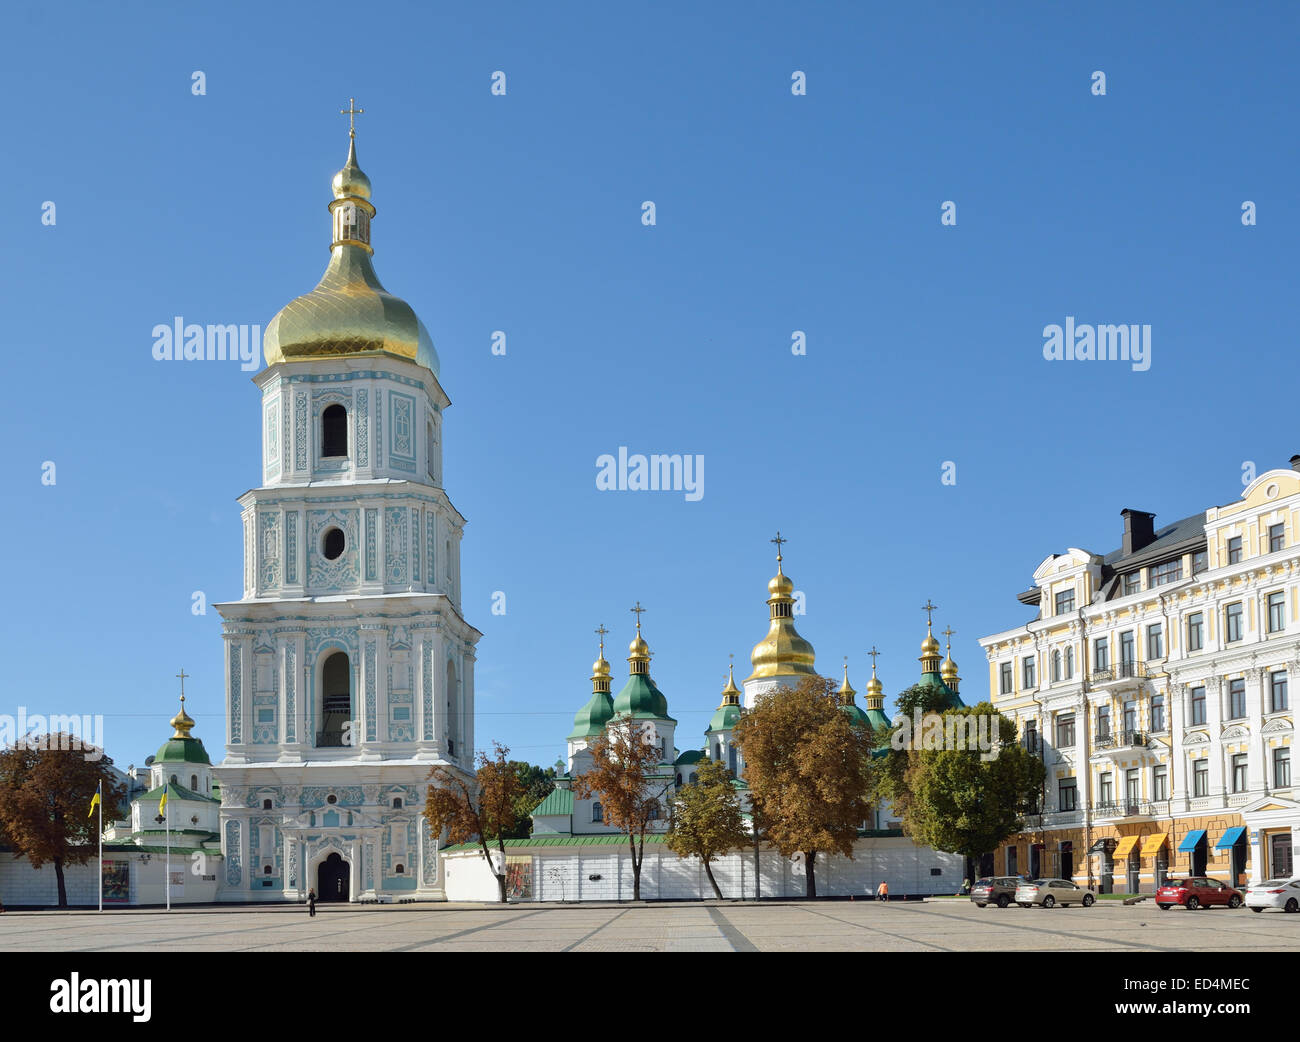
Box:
[2,898,1298,952]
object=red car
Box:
[1155,877,1244,910]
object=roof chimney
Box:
[1290,455,1300,473]
[1121,508,1157,556]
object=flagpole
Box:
[97,781,103,913]
[165,789,171,913]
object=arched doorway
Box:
[317,852,350,902]
[319,652,351,747]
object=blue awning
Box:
[1178,829,1207,852]
[1215,826,1247,850]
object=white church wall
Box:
[443,851,502,902]
[0,853,100,907]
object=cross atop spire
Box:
[941,625,956,651]
[341,97,364,137]
[595,623,608,657]
[921,599,939,633]
[175,668,189,701]
[770,530,786,564]
[867,645,881,676]
[630,601,646,633]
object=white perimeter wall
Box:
[443,838,964,902]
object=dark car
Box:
[1155,877,1244,910]
[970,876,1025,908]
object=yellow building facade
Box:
[979,462,1300,893]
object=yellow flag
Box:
[88,790,101,818]
[159,789,169,816]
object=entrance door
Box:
[1060,842,1073,881]
[1230,837,1248,888]
[318,852,350,902]
[1191,836,1208,877]
[1271,832,1294,878]
[1126,857,1140,894]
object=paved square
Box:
[2,898,1298,952]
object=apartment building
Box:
[979,459,1300,894]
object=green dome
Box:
[840,703,870,729]
[920,672,965,710]
[154,736,211,766]
[706,703,742,734]
[865,707,892,733]
[567,691,615,740]
[612,674,673,721]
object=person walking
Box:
[876,880,889,903]
[308,888,317,917]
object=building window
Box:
[1151,694,1166,732]
[1274,747,1291,789]
[1058,778,1077,812]
[262,798,272,810]
[1270,523,1285,553]
[592,802,603,823]
[1065,646,1074,679]
[1193,549,1208,573]
[1228,677,1247,720]
[648,804,659,821]
[1099,772,1113,806]
[1225,602,1244,643]
[1271,671,1289,713]
[1227,536,1243,565]
[1052,650,1062,683]
[1150,560,1182,587]
[321,404,348,458]
[999,662,1013,695]
[1123,572,1141,596]
[1007,846,1017,876]
[322,527,345,561]
[1152,765,1168,801]
[1056,714,1075,748]
[1119,631,1136,669]
[1190,686,1207,726]
[392,797,403,809]
[1097,705,1111,739]
[1123,699,1138,732]
[1187,612,1204,652]
[1055,589,1075,615]
[1193,759,1209,797]
[1094,637,1110,671]
[1023,720,1039,754]
[1232,754,1248,793]
[1125,768,1141,806]
[1146,623,1164,660]
[395,863,405,874]
[1268,591,1286,634]
[1023,656,1036,690]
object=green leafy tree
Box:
[732,675,875,898]
[424,742,525,903]
[666,758,749,899]
[0,737,125,908]
[503,761,558,839]
[895,702,1044,866]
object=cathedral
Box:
[0,123,964,906]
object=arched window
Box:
[322,404,348,458]
[170,774,178,785]
[688,772,698,784]
[648,804,659,821]
[263,799,272,810]
[593,802,603,823]
[322,527,345,561]
[1065,647,1074,680]
[446,659,458,753]
[1052,650,1062,683]
[264,865,273,876]
[395,864,405,875]
[392,797,403,809]
[676,773,682,786]
[320,652,351,747]
[728,746,737,774]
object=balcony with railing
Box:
[1089,661,1150,687]
[1091,798,1170,822]
[1093,729,1150,754]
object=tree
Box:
[504,760,558,839]
[891,702,1044,867]
[666,758,748,899]
[732,675,874,898]
[571,715,670,901]
[424,742,525,903]
[0,736,125,908]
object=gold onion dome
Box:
[170,696,196,739]
[720,664,741,705]
[838,662,856,703]
[263,129,439,374]
[747,542,817,681]
[921,632,941,656]
[940,654,959,682]
[866,669,884,701]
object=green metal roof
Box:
[840,703,870,728]
[531,787,574,818]
[920,672,965,709]
[611,673,674,721]
[865,708,892,733]
[154,735,211,766]
[705,703,741,734]
[567,690,616,739]
[139,781,220,805]
[674,749,705,766]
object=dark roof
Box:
[1102,511,1206,572]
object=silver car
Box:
[1015,878,1096,908]
[1245,878,1300,913]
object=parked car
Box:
[970,876,1025,908]
[1015,878,1096,908]
[1244,878,1300,913]
[1155,877,1243,910]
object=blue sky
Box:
[5,1,1299,769]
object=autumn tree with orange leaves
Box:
[424,742,524,903]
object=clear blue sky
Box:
[5,1,1299,770]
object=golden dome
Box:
[170,696,196,739]
[746,544,817,681]
[838,661,856,702]
[940,655,958,680]
[629,634,649,659]
[263,133,439,374]
[592,656,611,678]
[866,671,884,698]
[720,663,741,705]
[921,633,941,656]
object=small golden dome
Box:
[629,634,649,658]
[170,697,196,739]
[940,655,958,680]
[720,663,741,705]
[331,137,372,200]
[838,661,856,702]
[866,672,884,697]
[768,570,794,598]
[592,656,611,677]
[921,633,940,656]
